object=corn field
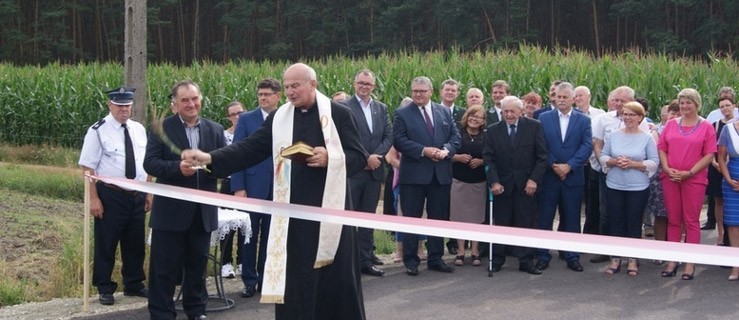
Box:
[1,45,737,148]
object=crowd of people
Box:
[79,63,739,319]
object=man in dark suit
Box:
[439,78,465,255]
[144,80,227,320]
[439,79,466,123]
[533,80,564,119]
[393,76,461,276]
[181,63,368,320]
[535,82,592,273]
[486,80,509,123]
[343,69,393,277]
[342,69,393,276]
[484,96,548,275]
[231,78,282,297]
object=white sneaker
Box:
[221,263,235,278]
[237,264,242,275]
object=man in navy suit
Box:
[144,80,227,320]
[393,76,461,276]
[343,69,393,277]
[231,78,282,297]
[535,82,592,273]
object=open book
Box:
[279,141,315,163]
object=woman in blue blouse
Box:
[599,102,659,276]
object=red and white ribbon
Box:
[90,174,739,266]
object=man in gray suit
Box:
[343,69,393,276]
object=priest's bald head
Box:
[284,63,318,109]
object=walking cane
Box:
[487,185,494,277]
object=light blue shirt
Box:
[601,130,659,191]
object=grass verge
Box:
[0,162,82,201]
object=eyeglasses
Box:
[355,81,374,87]
[412,89,430,95]
[468,115,484,121]
[621,112,639,117]
[228,111,244,117]
[257,92,276,97]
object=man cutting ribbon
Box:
[181,63,368,320]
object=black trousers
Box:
[491,191,538,267]
[93,183,146,294]
[349,171,383,269]
[148,206,211,320]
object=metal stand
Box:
[174,242,235,311]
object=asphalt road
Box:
[74,231,739,320]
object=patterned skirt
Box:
[646,168,668,218]
[722,158,739,226]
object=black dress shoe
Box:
[188,315,207,320]
[428,263,454,273]
[361,266,385,276]
[490,264,502,273]
[98,293,114,305]
[701,222,716,230]
[123,287,148,298]
[519,265,543,275]
[535,260,550,271]
[567,261,584,272]
[406,266,419,276]
[241,285,257,298]
[371,256,385,266]
[589,254,610,263]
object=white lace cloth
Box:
[211,208,252,246]
[146,208,251,246]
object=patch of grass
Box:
[0,162,82,201]
[0,144,79,168]
[0,262,28,307]
[373,230,396,255]
[0,189,85,305]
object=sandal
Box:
[626,258,639,277]
[471,255,481,266]
[661,262,678,277]
[454,255,465,266]
[605,258,621,275]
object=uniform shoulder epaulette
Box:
[91,118,106,130]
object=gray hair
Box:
[574,86,591,96]
[412,76,433,89]
[500,95,523,110]
[556,82,575,96]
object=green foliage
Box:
[1,46,739,148]
[373,230,396,255]
[0,163,82,201]
[0,144,80,167]
[0,275,26,307]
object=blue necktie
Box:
[509,124,517,144]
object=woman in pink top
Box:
[657,88,717,280]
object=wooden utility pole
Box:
[125,0,147,121]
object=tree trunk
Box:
[178,1,186,63]
[592,0,600,57]
[192,0,200,61]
